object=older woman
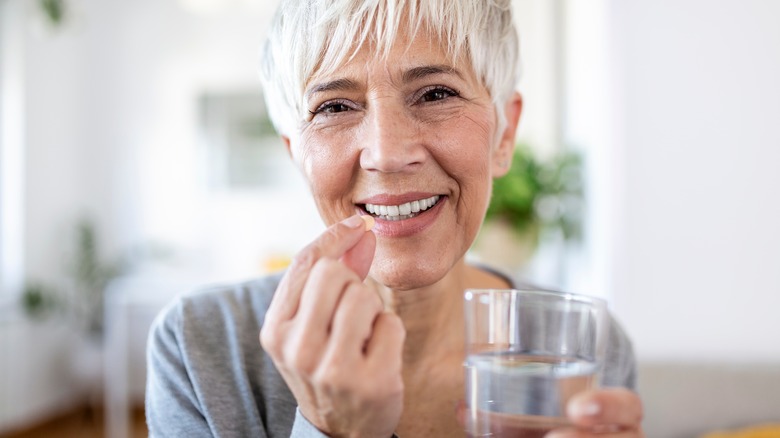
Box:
[146,1,643,437]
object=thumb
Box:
[340,216,376,280]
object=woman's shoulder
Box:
[150,271,286,349]
[147,270,289,387]
[182,271,283,317]
[146,271,297,437]
[602,313,637,389]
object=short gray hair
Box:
[259,0,520,139]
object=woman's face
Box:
[286,33,519,290]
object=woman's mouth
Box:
[362,195,442,221]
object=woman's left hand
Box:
[547,388,644,437]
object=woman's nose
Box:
[359,105,426,173]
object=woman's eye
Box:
[311,100,354,116]
[418,86,459,103]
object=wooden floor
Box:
[1,406,148,438]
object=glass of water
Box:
[463,289,609,437]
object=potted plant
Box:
[471,144,584,275]
[19,219,123,409]
[37,0,67,27]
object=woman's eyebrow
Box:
[304,65,462,100]
[305,78,361,100]
[402,64,463,83]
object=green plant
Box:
[20,283,60,320]
[18,219,122,341]
[486,145,584,242]
[38,0,67,26]
[69,219,122,339]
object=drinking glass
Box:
[464,289,609,437]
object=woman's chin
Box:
[368,261,450,292]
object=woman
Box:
[146,1,644,437]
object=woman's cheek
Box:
[297,150,358,225]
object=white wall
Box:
[568,0,780,363]
[0,0,26,302]
[17,0,332,290]
[0,0,84,430]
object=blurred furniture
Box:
[638,362,780,437]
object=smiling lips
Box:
[363,195,441,221]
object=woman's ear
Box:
[492,92,523,177]
[281,135,292,157]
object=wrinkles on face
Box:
[447,108,496,229]
[297,131,361,223]
[288,32,506,290]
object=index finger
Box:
[266,215,375,323]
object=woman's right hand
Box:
[260,215,406,438]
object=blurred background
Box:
[1,0,778,437]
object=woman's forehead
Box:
[306,32,474,92]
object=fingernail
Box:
[343,215,374,231]
[343,215,364,228]
[545,431,576,438]
[569,400,600,418]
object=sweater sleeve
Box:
[145,301,224,438]
[601,314,638,390]
[145,309,381,438]
[290,409,332,437]
[290,409,400,438]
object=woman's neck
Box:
[369,259,512,366]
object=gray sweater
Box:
[145,272,636,437]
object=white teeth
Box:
[364,195,441,220]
